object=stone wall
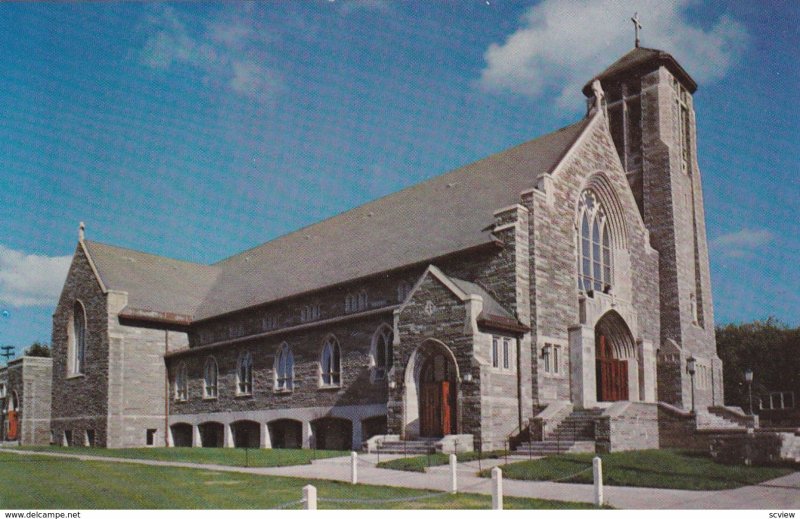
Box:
[8,357,53,445]
[50,243,110,446]
[595,402,659,452]
[532,113,660,407]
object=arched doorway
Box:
[231,420,260,448]
[268,419,302,449]
[311,417,353,450]
[595,312,637,402]
[419,350,457,438]
[170,423,193,447]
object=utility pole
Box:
[0,346,14,363]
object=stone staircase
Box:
[515,408,602,456]
[371,438,438,455]
[696,409,747,430]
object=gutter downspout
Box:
[517,337,523,432]
[164,330,169,447]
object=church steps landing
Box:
[514,408,602,455]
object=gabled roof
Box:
[82,240,220,319]
[582,47,697,96]
[80,118,589,323]
[193,119,589,320]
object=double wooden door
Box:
[420,381,454,438]
[596,334,629,401]
[419,351,456,438]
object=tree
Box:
[716,318,800,410]
[24,341,50,358]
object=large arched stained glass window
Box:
[320,336,341,387]
[577,190,613,293]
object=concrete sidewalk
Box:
[2,449,798,509]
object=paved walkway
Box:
[2,449,798,509]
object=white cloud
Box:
[0,245,71,307]
[230,61,284,101]
[711,228,773,258]
[139,7,281,104]
[478,0,748,107]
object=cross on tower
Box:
[631,12,642,48]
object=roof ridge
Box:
[84,240,214,269]
[212,120,587,268]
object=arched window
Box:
[577,190,613,293]
[237,351,253,395]
[320,336,341,387]
[69,301,87,375]
[203,357,218,399]
[175,362,188,401]
[275,343,294,391]
[372,326,393,381]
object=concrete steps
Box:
[372,439,437,455]
[514,408,602,456]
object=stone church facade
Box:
[45,47,739,452]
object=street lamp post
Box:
[686,356,696,414]
[744,368,754,415]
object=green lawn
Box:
[481,449,797,490]
[13,445,347,468]
[0,452,597,509]
[377,450,505,472]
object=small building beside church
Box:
[45,45,745,452]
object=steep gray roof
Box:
[448,277,513,321]
[83,241,220,318]
[82,119,588,323]
[194,119,589,320]
[581,47,697,96]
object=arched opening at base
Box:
[170,423,193,447]
[595,311,637,402]
[231,420,260,448]
[268,419,302,449]
[361,415,387,442]
[198,422,224,448]
[311,417,352,451]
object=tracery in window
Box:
[320,336,341,387]
[175,362,188,401]
[275,343,294,391]
[577,190,613,293]
[237,351,253,395]
[203,357,218,399]
[372,325,393,381]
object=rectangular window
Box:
[146,429,156,446]
[543,344,551,373]
[553,346,560,374]
[502,338,511,369]
[492,337,499,368]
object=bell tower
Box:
[583,46,723,410]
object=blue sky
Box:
[0,1,798,354]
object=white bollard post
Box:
[491,466,503,510]
[351,451,358,485]
[593,456,603,507]
[450,453,458,494]
[303,484,317,510]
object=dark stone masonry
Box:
[18,46,743,455]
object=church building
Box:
[47,45,749,453]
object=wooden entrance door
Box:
[595,334,629,401]
[419,352,456,438]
